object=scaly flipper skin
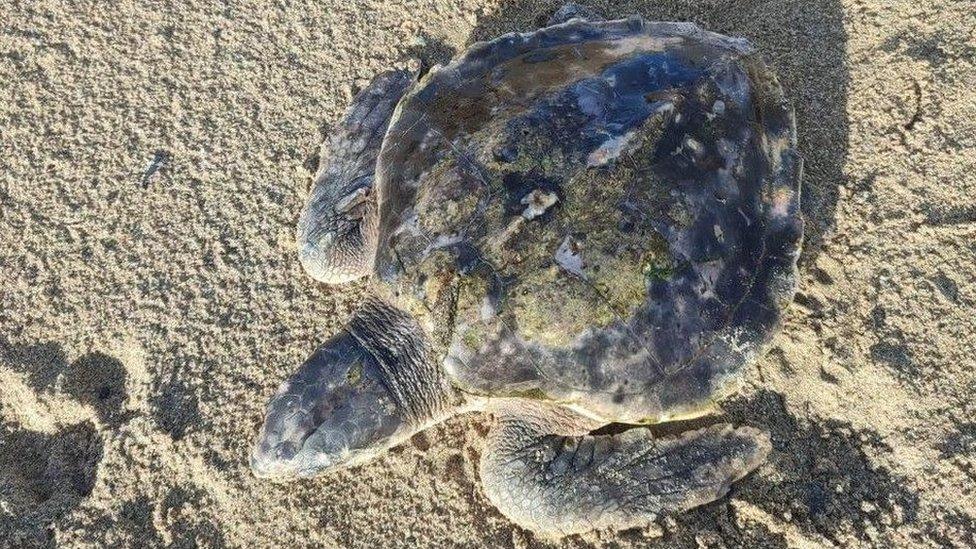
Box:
[479,400,771,537]
[297,70,414,284]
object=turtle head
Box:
[251,298,455,479]
[250,330,413,479]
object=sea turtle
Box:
[252,6,802,537]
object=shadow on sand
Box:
[0,339,121,547]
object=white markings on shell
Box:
[652,101,675,115]
[706,99,726,121]
[697,260,724,301]
[521,189,559,219]
[488,216,526,251]
[394,209,422,237]
[555,235,585,278]
[586,130,637,167]
[422,232,463,256]
[481,295,498,320]
[737,207,752,227]
[683,136,703,158]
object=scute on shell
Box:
[370,17,802,423]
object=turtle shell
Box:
[371,17,802,423]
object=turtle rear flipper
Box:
[297,70,414,284]
[479,400,770,537]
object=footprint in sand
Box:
[0,340,129,545]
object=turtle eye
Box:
[345,357,364,385]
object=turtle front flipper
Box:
[297,70,414,284]
[479,400,770,537]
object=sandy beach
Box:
[1,0,974,546]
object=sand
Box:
[1,0,974,547]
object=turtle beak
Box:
[250,389,327,479]
[251,440,301,478]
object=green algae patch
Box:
[379,85,682,356]
[505,264,619,348]
[641,232,674,282]
[413,156,483,238]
